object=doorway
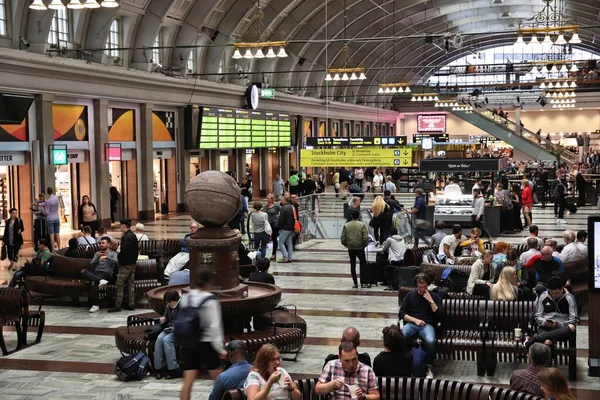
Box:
[153,159,168,214]
[109,160,127,223]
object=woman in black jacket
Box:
[2,208,24,271]
[373,324,413,377]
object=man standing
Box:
[82,236,118,313]
[399,273,446,379]
[316,341,379,400]
[208,341,252,400]
[110,185,120,223]
[164,223,198,281]
[408,188,429,247]
[272,174,285,201]
[341,209,369,289]
[527,276,579,348]
[38,187,60,251]
[509,343,551,398]
[288,169,300,195]
[277,196,295,263]
[339,167,350,195]
[345,197,362,222]
[472,188,492,242]
[108,219,138,312]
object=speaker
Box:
[298,57,306,66]
[211,30,219,42]
[424,36,433,44]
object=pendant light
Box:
[101,0,119,7]
[377,87,384,94]
[350,72,358,80]
[542,34,553,46]
[333,73,341,81]
[570,81,577,88]
[570,64,579,72]
[265,47,277,58]
[539,82,547,89]
[232,48,243,59]
[391,87,397,93]
[549,65,559,74]
[341,73,349,81]
[254,48,265,58]
[559,64,568,73]
[243,49,254,59]
[547,82,554,88]
[569,33,581,44]
[555,34,567,45]
[528,35,540,47]
[276,47,288,57]
[67,0,84,9]
[397,87,404,93]
[384,87,391,93]
[83,0,101,8]
[530,65,539,75]
[540,65,549,74]
[404,86,411,93]
[561,81,569,89]
[29,0,47,10]
[325,74,333,82]
[49,0,66,9]
[515,35,525,45]
[358,72,367,80]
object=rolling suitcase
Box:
[360,247,378,286]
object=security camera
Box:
[20,37,30,48]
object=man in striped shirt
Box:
[510,343,550,398]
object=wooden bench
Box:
[0,288,45,355]
[223,376,543,400]
[402,246,438,267]
[115,312,305,365]
[485,300,577,380]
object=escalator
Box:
[449,108,578,166]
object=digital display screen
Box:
[421,137,433,150]
[590,217,600,292]
[417,114,446,132]
[306,136,407,147]
[199,107,292,149]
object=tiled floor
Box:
[0,205,598,399]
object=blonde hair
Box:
[371,196,387,217]
[135,223,145,232]
[490,267,517,301]
[522,178,529,186]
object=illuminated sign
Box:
[51,148,68,165]
[305,136,407,147]
[301,148,413,167]
[417,114,446,132]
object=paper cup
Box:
[514,327,522,340]
[349,384,360,399]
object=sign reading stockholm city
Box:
[420,157,507,172]
[301,148,412,167]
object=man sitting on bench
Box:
[323,327,372,367]
[81,236,118,313]
[8,239,52,288]
[526,276,578,349]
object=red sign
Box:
[106,147,122,161]
[417,114,446,133]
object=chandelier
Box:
[410,93,439,102]
[30,0,119,9]
[231,2,288,60]
[377,83,412,94]
[514,0,581,47]
[324,45,367,82]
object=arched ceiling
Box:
[13,0,600,106]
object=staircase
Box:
[449,108,578,166]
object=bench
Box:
[223,376,543,400]
[0,288,45,355]
[402,246,437,267]
[485,300,577,380]
[115,312,305,365]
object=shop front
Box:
[152,109,177,214]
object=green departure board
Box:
[199,107,292,149]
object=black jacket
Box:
[278,203,295,231]
[398,289,446,326]
[118,229,139,265]
[2,218,24,247]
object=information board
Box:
[417,114,446,132]
[199,107,291,149]
[301,148,413,167]
[412,133,449,143]
[306,136,407,147]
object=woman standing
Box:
[2,208,24,271]
[371,195,390,245]
[31,194,48,252]
[490,266,518,301]
[332,169,340,198]
[78,195,98,238]
[521,179,533,228]
[265,194,281,261]
[466,250,494,298]
[510,183,523,232]
[250,202,269,259]
[244,344,301,400]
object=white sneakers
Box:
[426,366,434,379]
[98,279,109,288]
[89,305,100,313]
[557,218,568,225]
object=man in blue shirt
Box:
[209,340,252,400]
[408,188,430,247]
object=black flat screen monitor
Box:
[588,216,600,292]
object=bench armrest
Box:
[276,304,298,315]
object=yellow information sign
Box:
[301,148,413,167]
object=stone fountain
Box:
[146,171,281,333]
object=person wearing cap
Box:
[526,276,579,349]
[108,219,139,312]
[208,340,252,400]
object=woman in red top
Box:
[520,178,533,228]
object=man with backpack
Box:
[176,266,226,400]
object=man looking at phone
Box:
[398,274,446,379]
[526,276,579,349]
[316,341,379,399]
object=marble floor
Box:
[0,205,598,399]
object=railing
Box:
[473,109,579,165]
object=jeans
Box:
[8,270,26,288]
[347,249,366,285]
[253,232,269,259]
[278,229,294,260]
[81,269,112,306]
[402,322,436,366]
[536,325,575,344]
[413,227,430,248]
[154,330,179,370]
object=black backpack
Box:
[114,353,150,381]
[439,268,469,292]
[173,294,216,348]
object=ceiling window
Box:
[0,0,7,36]
[105,19,121,57]
[187,49,195,71]
[48,9,69,45]
[152,32,160,64]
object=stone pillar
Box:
[259,148,269,197]
[35,93,55,194]
[514,107,522,136]
[93,99,112,228]
[176,107,189,212]
[236,149,246,183]
[208,150,220,171]
[138,103,155,221]
[280,149,289,183]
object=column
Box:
[208,150,219,171]
[590,292,600,376]
[514,107,522,136]
[176,107,189,212]
[92,99,111,228]
[236,149,246,183]
[259,148,269,197]
[35,93,55,194]
[138,103,155,221]
[280,148,289,183]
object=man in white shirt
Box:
[559,230,585,263]
[372,169,383,193]
[575,230,588,254]
[472,177,483,195]
[520,237,541,265]
[521,225,544,248]
[437,224,466,264]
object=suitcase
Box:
[360,261,379,285]
[375,251,389,283]
[395,266,420,288]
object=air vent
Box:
[500,11,511,18]
[492,0,504,4]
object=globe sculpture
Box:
[147,171,281,334]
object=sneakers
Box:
[278,258,289,263]
[107,306,122,313]
[164,368,182,380]
[426,366,434,379]
[558,219,567,224]
[98,279,109,289]
[89,305,100,313]
[123,305,135,311]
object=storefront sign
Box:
[67,150,87,164]
[420,158,507,172]
[301,148,413,167]
[0,152,26,165]
[306,136,407,147]
[153,149,173,159]
[417,114,446,132]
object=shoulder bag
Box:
[264,214,273,235]
[292,207,302,234]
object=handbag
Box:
[264,214,273,235]
[292,207,302,234]
[144,323,165,340]
[1,244,6,261]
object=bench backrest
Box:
[419,263,472,284]
[0,288,26,323]
[442,299,487,331]
[75,244,101,259]
[139,240,181,257]
[486,300,537,333]
[404,246,438,267]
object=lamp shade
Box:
[377,87,384,93]
[570,81,577,88]
[542,34,553,45]
[404,86,411,93]
[539,82,546,89]
[29,0,47,9]
[549,65,559,74]
[83,0,101,8]
[358,72,367,80]
[101,0,119,7]
[555,34,567,45]
[547,82,554,88]
[325,74,333,82]
[67,0,84,9]
[541,65,549,74]
[528,35,540,47]
[384,87,391,93]
[277,47,288,57]
[243,49,254,59]
[49,0,66,9]
[266,47,276,58]
[515,35,525,45]
[333,73,341,81]
[232,48,243,59]
[530,65,539,75]
[341,73,349,81]
[397,87,404,93]
[391,87,397,93]
[570,64,579,72]
[350,72,358,80]
[559,65,568,73]
[254,48,265,58]
[569,33,581,44]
